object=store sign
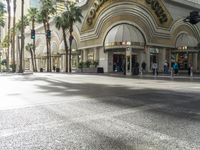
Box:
[87,0,109,25]
[145,0,168,24]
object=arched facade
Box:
[76,0,200,74]
[24,0,200,74]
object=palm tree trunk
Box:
[46,19,51,72]
[32,18,37,72]
[11,0,16,72]
[30,48,34,71]
[69,31,73,73]
[19,0,24,73]
[6,0,11,72]
[62,27,68,73]
[42,20,49,72]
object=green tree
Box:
[27,8,38,72]
[15,16,29,31]
[64,2,83,73]
[37,0,56,72]
[54,14,69,73]
[0,1,5,27]
[16,15,29,73]
[25,43,34,71]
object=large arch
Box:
[170,20,200,72]
[171,19,200,46]
[79,1,173,48]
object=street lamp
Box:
[184,11,200,25]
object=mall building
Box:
[24,0,200,74]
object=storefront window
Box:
[171,52,191,70]
[87,50,94,61]
[149,48,159,70]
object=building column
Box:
[193,53,198,72]
[94,47,99,61]
[159,48,166,72]
[83,49,87,62]
[145,46,151,72]
[198,54,200,72]
[99,47,108,72]
[126,47,132,76]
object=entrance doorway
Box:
[113,54,125,72]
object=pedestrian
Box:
[173,62,179,75]
[188,63,192,76]
[53,65,56,72]
[152,62,158,75]
[163,61,168,74]
[142,62,146,72]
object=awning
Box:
[105,24,145,49]
[176,33,198,48]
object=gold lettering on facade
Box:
[145,0,168,24]
[87,0,109,25]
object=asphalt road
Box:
[0,73,200,150]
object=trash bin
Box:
[40,68,43,72]
[97,67,104,73]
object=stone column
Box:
[159,48,166,72]
[99,47,108,72]
[126,47,132,76]
[193,53,198,72]
[198,54,200,72]
[145,46,151,72]
[83,49,87,62]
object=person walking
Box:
[142,62,146,73]
[188,63,193,76]
[173,62,179,75]
[163,61,168,74]
[152,62,158,75]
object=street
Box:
[0,73,200,150]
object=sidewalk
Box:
[104,72,200,81]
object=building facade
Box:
[24,0,200,74]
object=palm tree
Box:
[25,43,34,71]
[27,8,38,72]
[0,2,5,27]
[11,0,16,72]
[54,14,69,72]
[19,0,25,73]
[5,0,11,72]
[64,2,83,73]
[0,12,4,27]
[37,0,56,72]
[15,16,29,72]
[15,16,29,31]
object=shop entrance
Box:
[113,54,125,72]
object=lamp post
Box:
[184,11,200,24]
